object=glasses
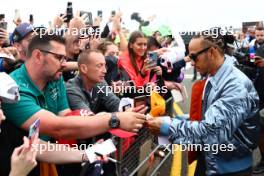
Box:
[189,47,211,62]
[39,49,68,63]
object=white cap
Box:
[0,72,20,103]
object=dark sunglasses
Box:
[39,49,68,63]
[189,47,211,62]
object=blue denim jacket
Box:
[161,56,259,175]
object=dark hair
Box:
[27,34,66,58]
[147,36,162,50]
[97,41,115,55]
[128,31,147,75]
[77,49,102,67]
[256,26,264,31]
[192,29,225,56]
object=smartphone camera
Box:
[111,10,116,17]
[97,10,103,18]
[147,52,158,66]
[0,14,5,21]
[66,2,73,23]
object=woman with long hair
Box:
[118,31,162,90]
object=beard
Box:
[257,39,264,45]
[44,64,64,82]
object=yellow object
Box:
[149,91,166,117]
[170,102,197,176]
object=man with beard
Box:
[147,33,259,175]
[249,27,264,49]
[2,34,146,141]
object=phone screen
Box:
[147,52,158,67]
[134,95,147,107]
[28,118,40,146]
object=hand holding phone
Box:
[146,52,158,68]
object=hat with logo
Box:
[12,23,34,43]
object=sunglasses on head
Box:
[189,47,211,62]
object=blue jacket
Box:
[161,56,259,175]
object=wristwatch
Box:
[109,113,120,128]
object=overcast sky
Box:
[0,0,263,32]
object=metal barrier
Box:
[112,98,176,176]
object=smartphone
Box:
[97,10,103,18]
[134,95,148,107]
[14,9,20,21]
[28,118,40,146]
[80,11,93,26]
[147,52,158,67]
[0,14,5,21]
[148,52,158,61]
[65,2,73,23]
[0,22,7,30]
[111,10,116,17]
[29,14,33,23]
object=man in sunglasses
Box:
[147,33,259,175]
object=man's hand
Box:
[68,11,87,32]
[146,117,163,135]
[255,58,264,68]
[89,36,100,50]
[164,81,183,91]
[53,14,67,28]
[117,112,146,133]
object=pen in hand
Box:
[94,152,120,164]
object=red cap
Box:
[109,129,137,138]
